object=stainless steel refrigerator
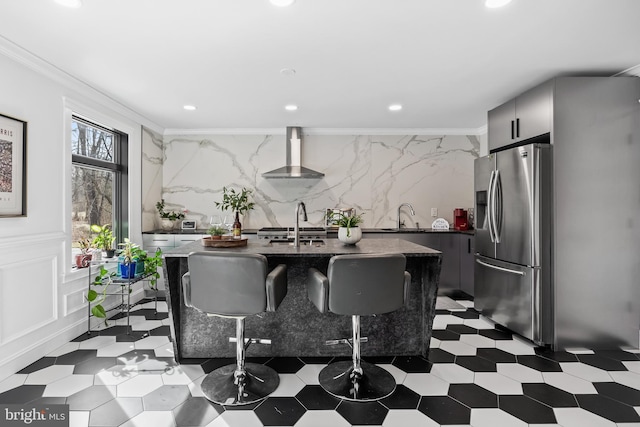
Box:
[474,144,552,346]
[475,76,640,350]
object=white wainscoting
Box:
[0,255,58,344]
[0,233,150,381]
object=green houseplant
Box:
[75,238,93,268]
[86,265,115,324]
[117,238,139,278]
[327,211,364,245]
[214,187,255,237]
[91,224,116,257]
[143,248,163,290]
[207,225,226,240]
[156,199,185,230]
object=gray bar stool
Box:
[182,252,287,406]
[307,253,411,401]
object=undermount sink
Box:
[268,239,325,246]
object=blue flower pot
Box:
[119,261,137,279]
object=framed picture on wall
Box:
[0,113,27,217]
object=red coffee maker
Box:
[454,208,469,231]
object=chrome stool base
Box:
[201,363,280,406]
[318,360,396,401]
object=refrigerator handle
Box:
[490,169,501,243]
[493,169,502,244]
[487,170,496,243]
[476,259,525,276]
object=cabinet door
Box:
[459,234,475,297]
[438,234,460,293]
[175,235,204,246]
[488,98,516,151]
[142,234,175,251]
[515,80,552,141]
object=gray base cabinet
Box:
[459,234,475,297]
[363,232,473,296]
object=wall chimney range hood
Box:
[262,127,324,179]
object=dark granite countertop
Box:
[145,228,473,235]
[162,237,441,258]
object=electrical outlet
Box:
[431,208,437,217]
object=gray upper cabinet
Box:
[489,80,553,151]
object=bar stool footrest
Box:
[318,360,396,401]
[201,362,280,406]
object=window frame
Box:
[71,115,129,247]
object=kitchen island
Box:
[162,238,441,361]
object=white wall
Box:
[0,47,150,381]
[156,133,481,230]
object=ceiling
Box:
[1,0,639,132]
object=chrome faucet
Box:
[397,203,415,229]
[294,201,308,247]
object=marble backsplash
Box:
[141,127,164,231]
[143,132,480,231]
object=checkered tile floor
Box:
[2,297,640,426]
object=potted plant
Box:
[75,238,93,268]
[117,238,139,278]
[156,199,186,230]
[131,245,148,276]
[214,187,255,238]
[91,224,116,258]
[207,225,227,240]
[327,211,364,245]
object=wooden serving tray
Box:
[201,236,248,248]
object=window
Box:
[71,116,128,261]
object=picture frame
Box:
[0,113,27,217]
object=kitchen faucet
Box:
[397,203,415,229]
[294,201,308,247]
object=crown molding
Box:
[0,35,164,135]
[614,63,640,77]
[164,126,487,136]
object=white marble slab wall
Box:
[155,133,479,230]
[141,127,164,231]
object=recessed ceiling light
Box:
[285,105,298,111]
[388,104,403,111]
[485,0,512,8]
[280,68,296,77]
[270,0,295,7]
[55,0,82,7]
[183,105,197,111]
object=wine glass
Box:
[223,216,232,232]
[209,215,223,228]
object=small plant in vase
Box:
[327,211,364,245]
[156,199,186,230]
[214,187,255,238]
[207,225,227,240]
[117,238,139,278]
[75,238,93,268]
[91,224,116,258]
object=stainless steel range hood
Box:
[262,127,324,179]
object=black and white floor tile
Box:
[2,296,640,426]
